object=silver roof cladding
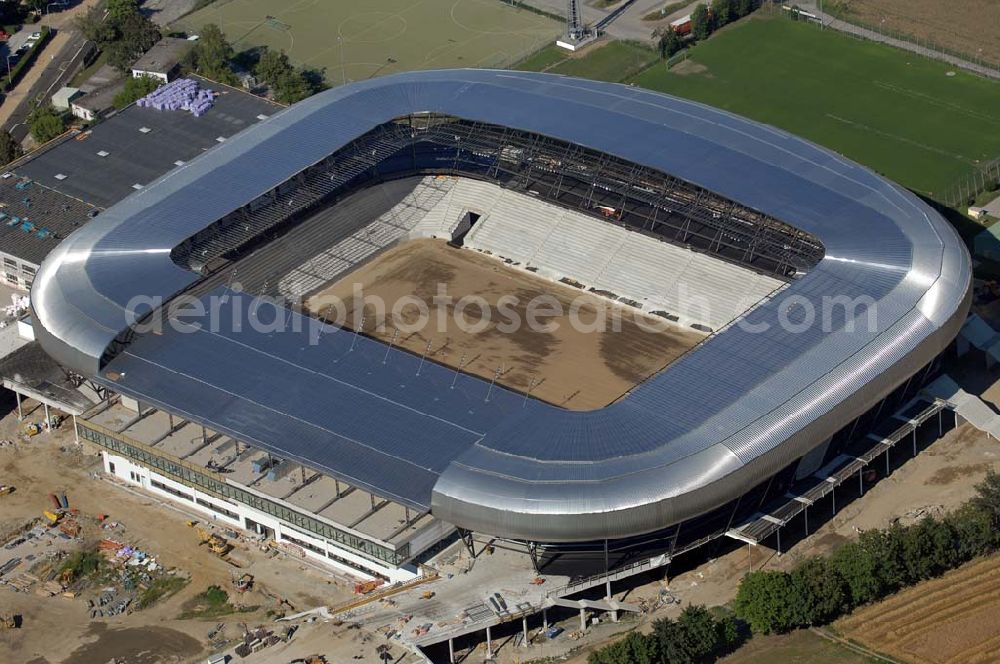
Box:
[31,70,971,541]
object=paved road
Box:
[798,1,1000,81]
[0,0,101,142]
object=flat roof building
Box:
[130,37,191,82]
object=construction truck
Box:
[0,484,14,496]
[42,510,62,525]
[196,528,232,556]
[233,573,254,593]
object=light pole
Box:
[338,36,345,86]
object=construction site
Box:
[0,67,995,663]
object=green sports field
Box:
[633,16,1000,200]
[175,0,560,83]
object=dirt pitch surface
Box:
[837,552,1000,664]
[832,0,1000,68]
[305,239,705,410]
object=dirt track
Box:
[306,239,705,410]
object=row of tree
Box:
[734,471,1000,633]
[588,605,742,664]
[656,0,761,59]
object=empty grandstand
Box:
[31,71,970,577]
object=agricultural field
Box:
[516,39,659,82]
[174,0,560,83]
[632,15,1000,200]
[828,0,1000,68]
[836,552,1000,663]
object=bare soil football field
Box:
[836,552,1000,664]
[305,239,705,410]
[832,0,1000,67]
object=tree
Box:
[113,75,162,109]
[691,4,711,41]
[712,0,732,27]
[657,27,684,59]
[184,23,238,85]
[970,470,1000,530]
[733,570,805,634]
[107,0,140,24]
[950,504,997,560]
[736,0,755,18]
[75,7,117,44]
[0,130,21,166]
[106,11,161,73]
[676,605,728,661]
[28,106,65,144]
[588,631,657,664]
[255,47,292,86]
[273,69,315,104]
[790,557,846,625]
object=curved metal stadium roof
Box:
[32,70,971,542]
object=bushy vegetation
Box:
[735,471,1000,634]
[179,584,257,619]
[59,548,102,581]
[75,0,161,74]
[588,605,742,664]
[28,105,65,143]
[0,130,22,166]
[113,75,162,109]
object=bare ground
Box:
[305,239,705,410]
[831,0,1000,67]
[0,402,356,664]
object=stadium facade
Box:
[31,70,970,577]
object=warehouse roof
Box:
[0,176,96,266]
[31,70,971,541]
[16,76,279,208]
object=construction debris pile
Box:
[232,624,293,659]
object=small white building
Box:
[130,37,191,83]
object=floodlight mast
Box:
[567,0,584,40]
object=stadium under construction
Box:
[25,70,971,583]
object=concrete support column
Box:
[15,391,22,420]
[43,403,50,433]
[486,625,493,659]
[168,412,173,429]
[448,637,455,664]
[522,615,529,646]
[542,607,548,631]
[579,607,586,631]
[72,414,78,444]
